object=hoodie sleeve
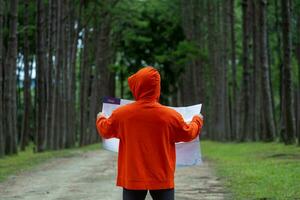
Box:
[173,113,203,143]
[95,111,119,139]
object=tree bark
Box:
[294,11,300,145]
[88,3,113,144]
[4,0,18,154]
[50,0,58,150]
[21,0,31,151]
[36,0,47,152]
[281,0,296,144]
[66,1,81,148]
[44,0,51,149]
[223,0,231,140]
[207,0,217,140]
[45,0,54,149]
[180,0,196,106]
[259,0,275,141]
[274,0,285,141]
[252,0,261,141]
[79,27,91,146]
[241,0,252,141]
[0,0,4,156]
[229,0,238,140]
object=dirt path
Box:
[0,149,227,200]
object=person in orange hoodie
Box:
[96,66,203,200]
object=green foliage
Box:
[110,0,200,103]
[202,141,300,199]
[0,142,101,182]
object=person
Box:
[96,66,203,200]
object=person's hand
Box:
[97,112,106,119]
[198,113,204,120]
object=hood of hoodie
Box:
[128,66,161,102]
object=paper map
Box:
[101,97,203,167]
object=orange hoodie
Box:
[96,66,203,190]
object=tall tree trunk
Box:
[207,0,217,140]
[296,14,300,145]
[241,0,252,141]
[225,0,232,140]
[205,0,228,141]
[252,0,261,141]
[56,1,66,149]
[88,5,113,144]
[0,0,4,156]
[4,0,18,154]
[67,1,81,148]
[21,0,31,151]
[281,0,296,144]
[36,0,47,152]
[274,0,285,141]
[229,0,238,140]
[79,27,91,146]
[46,0,54,149]
[259,0,275,141]
[180,0,197,106]
[50,0,58,150]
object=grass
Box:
[0,142,101,183]
[201,140,300,200]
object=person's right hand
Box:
[97,112,106,119]
[198,113,204,120]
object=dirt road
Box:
[0,149,227,200]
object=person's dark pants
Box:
[123,188,174,200]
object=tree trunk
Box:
[0,0,4,156]
[57,0,64,149]
[252,0,261,141]
[294,12,300,145]
[259,0,275,141]
[224,0,231,140]
[274,0,285,141]
[36,0,47,152]
[241,0,252,141]
[207,0,216,140]
[88,6,113,144]
[49,0,58,150]
[79,27,91,146]
[67,1,81,148]
[229,0,238,140]
[4,0,18,154]
[180,0,196,106]
[21,0,31,151]
[45,0,54,149]
[281,0,296,144]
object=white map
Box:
[101,97,202,167]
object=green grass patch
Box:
[0,142,101,183]
[202,141,300,200]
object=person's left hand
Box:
[97,112,106,119]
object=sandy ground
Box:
[0,149,228,200]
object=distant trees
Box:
[180,0,231,141]
[179,0,298,144]
[33,0,117,151]
[0,0,118,157]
